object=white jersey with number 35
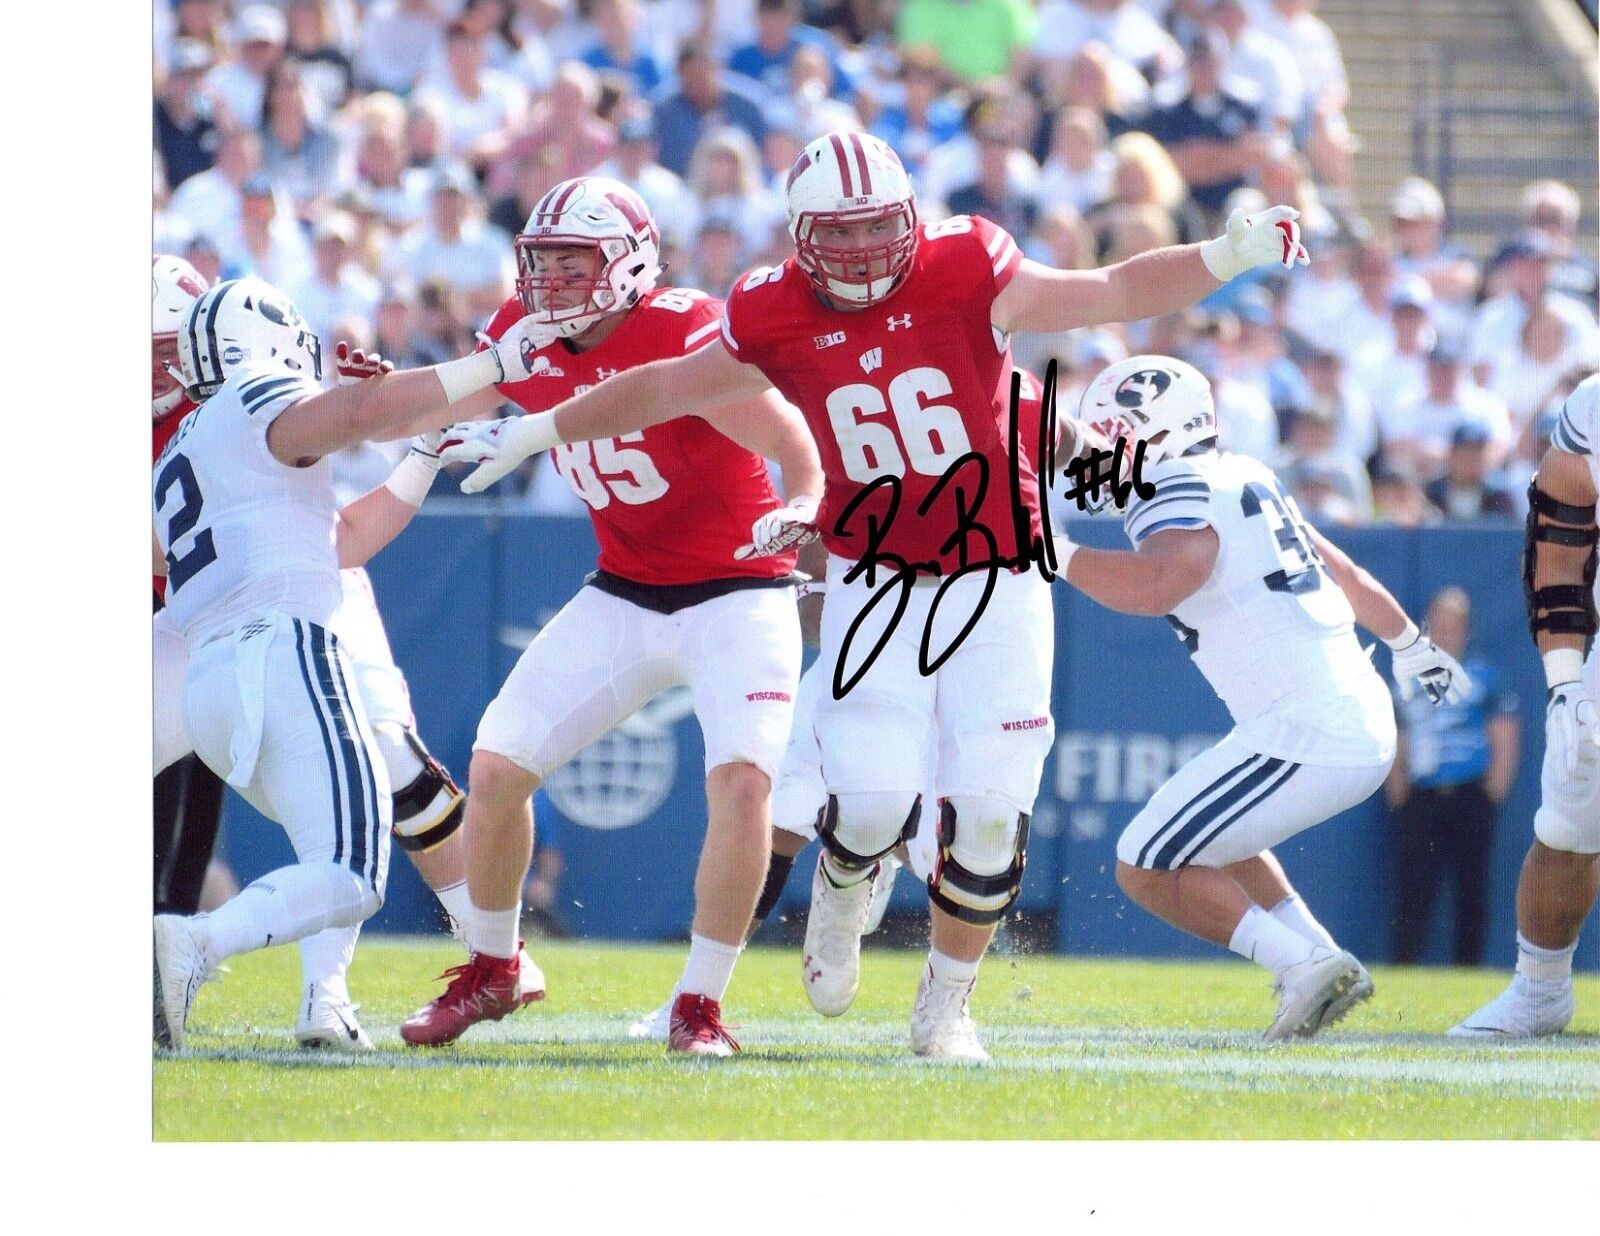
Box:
[1123,450,1394,766]
[153,365,340,646]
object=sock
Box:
[679,934,743,1001]
[1268,893,1338,950]
[927,947,979,986]
[821,852,873,888]
[194,861,372,963]
[468,903,520,960]
[433,880,474,942]
[298,925,359,1001]
[1228,904,1319,978]
[1514,933,1576,985]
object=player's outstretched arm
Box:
[1309,525,1471,705]
[1055,526,1220,617]
[1306,526,1409,643]
[440,338,775,494]
[334,434,443,568]
[267,324,558,465]
[992,206,1309,337]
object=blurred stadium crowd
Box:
[153,0,1600,524]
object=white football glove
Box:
[1387,623,1471,705]
[475,315,564,384]
[1546,682,1600,777]
[735,495,820,560]
[333,341,394,385]
[437,414,561,494]
[1199,205,1310,282]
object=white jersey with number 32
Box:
[1123,450,1393,765]
[153,364,340,646]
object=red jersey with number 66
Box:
[720,215,1041,575]
[481,286,794,586]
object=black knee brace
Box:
[926,799,1030,926]
[815,794,922,872]
[391,730,465,854]
[1524,480,1598,641]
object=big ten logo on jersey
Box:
[1052,731,1222,838]
[826,365,971,482]
[554,433,669,509]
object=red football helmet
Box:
[514,177,662,338]
[152,254,209,418]
[785,131,917,306]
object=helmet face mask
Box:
[515,177,661,338]
[152,254,209,418]
[1077,355,1218,476]
[786,131,918,307]
[177,278,323,402]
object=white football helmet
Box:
[177,277,323,403]
[515,176,662,338]
[1078,355,1217,469]
[785,130,917,306]
[152,254,209,418]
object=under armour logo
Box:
[886,314,912,331]
[860,347,883,374]
[596,367,618,381]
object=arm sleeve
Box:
[1122,459,1215,547]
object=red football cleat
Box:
[666,992,741,1057]
[400,952,521,1047]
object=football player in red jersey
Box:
[440,132,1308,1060]
[400,177,824,1055]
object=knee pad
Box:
[817,792,922,873]
[927,796,1029,925]
[376,725,465,854]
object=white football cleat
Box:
[801,856,878,1016]
[1448,977,1574,1039]
[627,993,676,1042]
[153,915,210,1052]
[910,966,989,1063]
[1265,947,1362,1041]
[295,984,374,1052]
[863,853,902,937]
[516,947,546,1005]
[1300,956,1374,1036]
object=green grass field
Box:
[153,937,1600,1140]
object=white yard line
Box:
[169,1014,1598,1100]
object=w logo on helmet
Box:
[1115,368,1173,409]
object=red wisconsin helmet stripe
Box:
[828,133,854,196]
[537,179,581,224]
[848,133,872,196]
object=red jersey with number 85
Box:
[481,286,794,586]
[720,215,1041,575]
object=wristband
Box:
[1199,234,1243,283]
[1383,619,1421,651]
[1052,535,1079,575]
[435,350,504,405]
[1543,648,1585,690]
[505,411,564,458]
[382,451,441,508]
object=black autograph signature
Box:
[829,359,1154,699]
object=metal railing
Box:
[1409,40,1597,243]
